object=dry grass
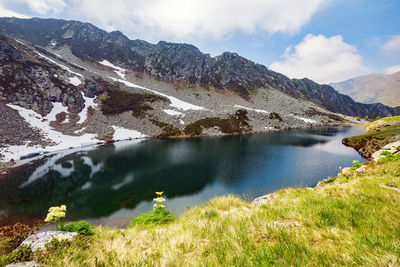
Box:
[39,159,400,266]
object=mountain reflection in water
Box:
[0,126,365,227]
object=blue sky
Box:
[1,0,399,84]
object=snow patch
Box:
[110,77,206,111]
[45,102,69,122]
[292,116,317,124]
[77,92,97,124]
[112,126,147,141]
[69,76,82,86]
[234,105,269,114]
[163,109,184,116]
[99,60,126,79]
[2,104,99,162]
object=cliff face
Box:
[0,33,85,116]
[0,17,398,117]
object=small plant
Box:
[58,221,95,236]
[326,177,335,184]
[0,244,33,266]
[351,160,362,170]
[378,151,400,162]
[355,116,361,121]
[45,205,66,230]
[364,115,369,120]
[129,192,176,227]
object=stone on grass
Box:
[252,193,274,205]
[20,231,77,252]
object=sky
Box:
[0,0,399,84]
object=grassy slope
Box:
[40,160,400,266]
[343,117,400,159]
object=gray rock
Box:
[20,231,77,252]
[252,193,274,205]
[6,261,40,267]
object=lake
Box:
[0,126,365,227]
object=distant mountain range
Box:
[331,72,400,108]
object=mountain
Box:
[331,72,400,108]
[1,17,399,118]
[0,17,399,166]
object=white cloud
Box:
[269,34,369,84]
[12,0,66,14]
[384,65,400,75]
[0,2,30,17]
[70,0,327,39]
[382,35,400,51]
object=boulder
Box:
[20,231,77,252]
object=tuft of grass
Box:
[37,159,400,266]
[59,221,95,236]
[129,206,176,227]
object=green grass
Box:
[59,221,95,236]
[34,159,400,266]
[129,206,176,227]
[342,118,400,158]
[365,116,400,130]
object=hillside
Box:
[331,72,400,108]
[1,17,399,118]
[2,155,400,266]
[0,30,344,166]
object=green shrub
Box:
[130,206,176,226]
[364,115,369,120]
[326,177,335,184]
[355,116,361,121]
[129,192,176,227]
[0,244,33,266]
[59,221,95,236]
[351,160,362,170]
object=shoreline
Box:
[0,121,349,175]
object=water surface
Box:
[0,126,365,227]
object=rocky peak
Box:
[0,17,399,117]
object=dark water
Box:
[0,126,365,227]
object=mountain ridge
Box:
[1,17,399,118]
[331,71,400,108]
